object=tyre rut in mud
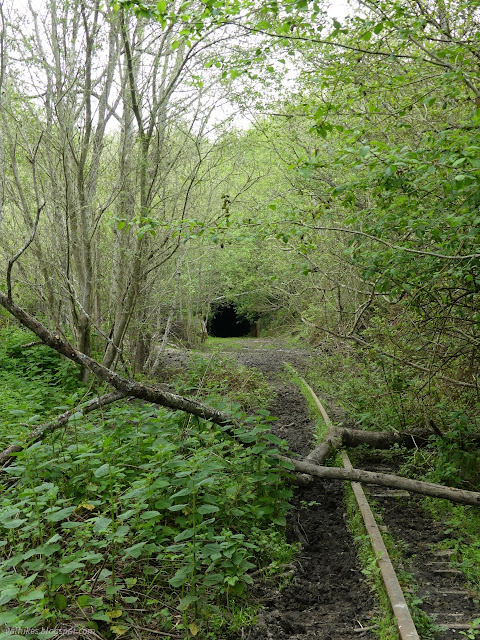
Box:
[231,371,377,639]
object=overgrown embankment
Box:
[0,330,295,639]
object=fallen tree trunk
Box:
[0,292,235,428]
[3,293,479,507]
[306,427,432,464]
[0,390,128,467]
[291,375,480,506]
[341,428,430,449]
[300,376,433,465]
[288,457,480,506]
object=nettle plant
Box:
[0,402,293,637]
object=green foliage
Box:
[421,498,480,594]
[459,618,480,639]
[0,329,83,447]
[399,414,480,488]
[174,351,272,412]
[301,345,413,432]
[0,397,293,637]
[0,328,79,386]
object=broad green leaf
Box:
[19,589,45,602]
[3,518,27,529]
[202,572,224,586]
[54,593,68,610]
[94,463,110,478]
[177,593,198,611]
[124,542,146,558]
[140,510,161,520]
[196,504,219,514]
[173,528,194,542]
[58,560,85,573]
[46,507,75,522]
[93,516,111,533]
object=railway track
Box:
[301,382,480,640]
[361,461,480,638]
[227,343,480,640]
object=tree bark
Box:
[2,295,478,508]
[288,458,480,506]
[301,377,344,465]
[0,292,235,427]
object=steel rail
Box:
[342,451,420,640]
[301,381,420,640]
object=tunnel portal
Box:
[209,304,252,338]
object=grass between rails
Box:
[419,498,480,595]
[283,363,329,442]
[294,340,480,636]
[0,328,296,639]
[343,475,440,640]
[287,363,440,640]
[342,481,400,640]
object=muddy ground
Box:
[220,339,377,639]
[360,455,480,639]
[217,338,480,640]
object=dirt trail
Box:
[224,338,480,640]
[222,339,377,640]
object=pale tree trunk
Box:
[1,0,120,379]
[104,13,189,368]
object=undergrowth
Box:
[419,498,480,595]
[303,337,480,604]
[0,328,82,448]
[174,351,272,412]
[304,342,480,485]
[342,455,439,640]
[0,328,296,639]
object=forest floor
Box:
[205,338,480,640]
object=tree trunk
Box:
[288,458,480,507]
[0,292,236,427]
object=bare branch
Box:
[6,202,45,300]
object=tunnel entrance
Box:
[209,304,252,338]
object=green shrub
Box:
[0,402,294,637]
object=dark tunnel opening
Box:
[209,304,252,338]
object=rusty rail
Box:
[342,452,420,640]
[301,380,420,640]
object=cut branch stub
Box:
[300,377,343,465]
